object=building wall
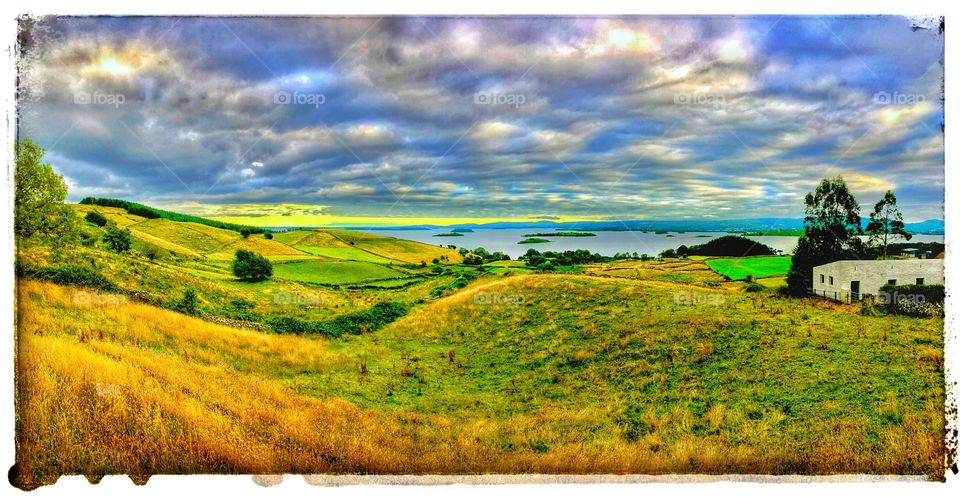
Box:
[811,259,944,302]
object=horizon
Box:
[21,16,944,225]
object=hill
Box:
[14,270,944,484]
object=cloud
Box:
[16,16,944,222]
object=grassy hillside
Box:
[326,229,463,264]
[14,203,946,485]
[14,271,944,485]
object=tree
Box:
[866,190,911,259]
[786,177,862,296]
[264,232,274,240]
[14,138,78,243]
[102,223,133,252]
[84,210,108,227]
[172,288,199,315]
[232,249,272,281]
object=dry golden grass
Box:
[14,275,946,487]
[207,236,312,260]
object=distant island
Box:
[433,232,464,237]
[518,237,551,244]
[451,228,474,233]
[523,231,596,237]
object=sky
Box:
[18,16,944,226]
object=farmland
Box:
[705,256,793,280]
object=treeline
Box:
[660,235,777,258]
[520,248,615,270]
[79,197,267,235]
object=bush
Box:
[170,288,199,315]
[142,243,167,262]
[84,210,108,227]
[877,284,944,317]
[232,249,272,281]
[878,284,944,304]
[17,263,115,291]
[744,282,765,293]
[264,232,273,239]
[103,223,132,252]
[268,302,409,337]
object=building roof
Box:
[813,258,944,270]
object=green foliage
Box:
[866,190,912,259]
[84,210,108,227]
[79,197,266,235]
[102,223,133,253]
[264,232,273,240]
[268,302,409,337]
[787,177,863,296]
[17,262,115,291]
[672,235,776,257]
[232,249,273,281]
[878,284,944,303]
[170,288,199,315]
[14,138,78,244]
[744,282,765,292]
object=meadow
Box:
[11,205,947,487]
[705,256,793,280]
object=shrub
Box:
[142,243,167,262]
[264,232,273,240]
[744,282,765,293]
[17,263,115,291]
[171,288,199,315]
[102,223,132,252]
[268,302,409,337]
[878,284,944,317]
[84,210,108,227]
[232,249,272,281]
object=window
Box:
[888,279,897,285]
[916,277,924,285]
[820,274,825,283]
[829,276,833,285]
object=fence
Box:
[810,289,855,303]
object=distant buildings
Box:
[811,259,944,303]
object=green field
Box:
[706,256,792,280]
[294,245,397,263]
[273,260,407,285]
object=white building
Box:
[811,259,944,303]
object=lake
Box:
[359,228,943,260]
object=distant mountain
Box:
[903,219,945,235]
[346,218,944,235]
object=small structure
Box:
[811,259,944,303]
